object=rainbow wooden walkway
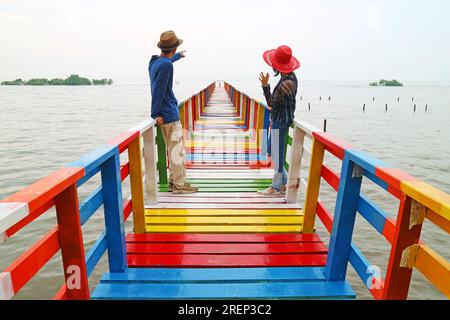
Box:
[0,81,449,300]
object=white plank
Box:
[286,127,305,203]
[146,203,301,209]
[142,128,158,205]
[0,202,29,237]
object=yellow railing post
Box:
[302,137,325,233]
[128,136,146,234]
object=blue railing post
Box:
[100,149,127,273]
[325,156,363,281]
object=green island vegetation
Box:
[370,79,403,87]
[1,74,113,86]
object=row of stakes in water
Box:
[300,96,429,112]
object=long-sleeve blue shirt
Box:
[148,53,181,124]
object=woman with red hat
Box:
[257,45,300,195]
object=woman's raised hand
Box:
[259,72,270,87]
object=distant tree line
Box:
[1,74,113,86]
[369,79,403,87]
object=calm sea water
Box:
[0,79,449,299]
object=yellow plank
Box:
[145,209,304,216]
[145,225,303,233]
[426,209,450,234]
[128,136,146,234]
[401,181,450,222]
[302,138,325,233]
[414,244,450,298]
[145,216,304,225]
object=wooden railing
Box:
[0,83,218,300]
[286,119,450,299]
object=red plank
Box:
[382,217,396,245]
[108,130,139,154]
[120,162,130,181]
[128,253,327,268]
[5,227,60,294]
[54,184,90,300]
[123,199,133,222]
[375,167,419,190]
[321,164,340,191]
[317,201,333,233]
[1,167,84,214]
[312,132,352,160]
[126,242,328,254]
[126,233,323,243]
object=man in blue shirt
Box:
[149,31,198,194]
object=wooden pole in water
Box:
[300,96,302,101]
[323,119,327,132]
[412,97,414,102]
[425,104,428,112]
[373,96,375,102]
[308,102,311,111]
[329,96,331,101]
[414,104,416,112]
[397,97,400,102]
[385,104,388,112]
[319,96,322,101]
[363,104,366,112]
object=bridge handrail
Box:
[0,83,214,300]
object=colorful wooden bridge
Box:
[0,82,449,300]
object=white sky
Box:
[1,0,449,83]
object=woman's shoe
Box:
[281,185,287,195]
[173,184,199,194]
[257,187,282,196]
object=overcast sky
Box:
[1,0,449,83]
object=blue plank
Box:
[100,267,327,284]
[357,194,388,235]
[345,149,389,175]
[100,148,127,273]
[85,232,107,276]
[91,281,355,300]
[66,144,117,186]
[79,186,103,225]
[325,156,363,281]
[349,244,380,290]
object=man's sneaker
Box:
[257,187,282,196]
[173,184,199,194]
[281,185,287,195]
[168,182,174,192]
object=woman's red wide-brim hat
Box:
[263,45,300,74]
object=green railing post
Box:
[156,126,168,185]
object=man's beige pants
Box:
[160,121,186,189]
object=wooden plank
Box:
[414,244,450,298]
[128,135,146,234]
[325,157,363,281]
[145,216,304,225]
[108,130,140,154]
[144,208,302,216]
[286,127,305,203]
[158,192,285,198]
[143,127,158,205]
[91,281,354,300]
[126,242,327,254]
[1,167,84,237]
[383,196,425,299]
[85,232,107,277]
[99,267,328,283]
[128,253,327,268]
[100,150,127,273]
[79,186,102,225]
[312,132,352,160]
[145,203,301,209]
[54,183,90,300]
[3,227,60,296]
[126,233,322,243]
[0,202,29,240]
[303,137,325,233]
[144,225,303,233]
[156,196,287,204]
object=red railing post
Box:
[54,183,90,300]
[383,196,425,299]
